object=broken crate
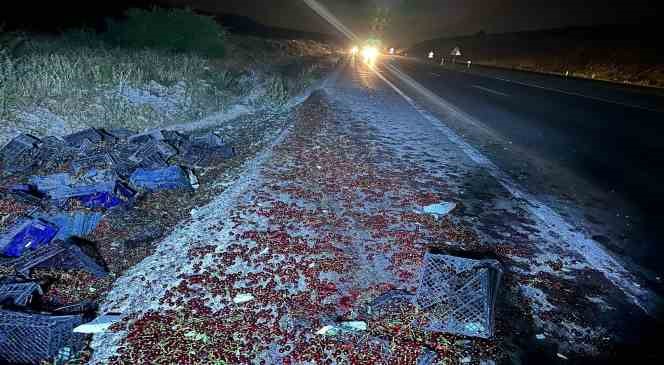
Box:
[0,309,85,364]
[0,134,40,173]
[0,282,43,307]
[416,251,502,338]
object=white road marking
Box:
[471,85,510,97]
[482,74,660,113]
[429,72,441,77]
[397,57,661,112]
[372,62,656,315]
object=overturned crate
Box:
[8,240,108,278]
[36,136,73,170]
[416,251,502,338]
[0,134,40,173]
[34,212,102,242]
[63,128,103,147]
[29,173,135,209]
[0,218,59,257]
[71,152,116,174]
[129,165,191,192]
[0,309,85,364]
[0,282,43,307]
[178,132,234,167]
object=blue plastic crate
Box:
[129,166,191,191]
[1,219,59,258]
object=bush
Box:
[104,7,226,58]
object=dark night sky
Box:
[160,0,661,46]
[1,0,660,46]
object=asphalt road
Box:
[383,57,664,281]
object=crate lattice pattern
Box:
[0,309,85,364]
[416,252,502,338]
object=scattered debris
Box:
[316,325,334,335]
[232,293,255,304]
[557,353,569,360]
[369,289,415,311]
[416,251,502,338]
[316,321,367,336]
[0,122,235,363]
[339,321,367,331]
[536,333,546,340]
[73,313,122,334]
[416,348,438,365]
[54,346,74,365]
[187,169,200,190]
[422,201,457,218]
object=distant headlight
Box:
[362,46,379,62]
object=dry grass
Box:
[0,30,336,145]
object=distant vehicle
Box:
[362,45,379,63]
[428,51,435,59]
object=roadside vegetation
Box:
[0,8,337,146]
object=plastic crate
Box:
[9,242,69,276]
[9,240,107,278]
[1,219,59,257]
[416,252,502,338]
[63,128,103,147]
[0,309,85,364]
[0,282,42,306]
[34,243,108,278]
[0,134,40,173]
[130,166,191,191]
[71,153,116,174]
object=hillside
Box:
[409,25,664,88]
[0,1,341,44]
[209,13,342,44]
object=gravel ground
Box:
[0,84,324,365]
[78,60,664,365]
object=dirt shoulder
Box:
[88,62,663,364]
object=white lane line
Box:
[483,74,660,113]
[471,85,510,97]
[429,72,441,77]
[372,62,656,315]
